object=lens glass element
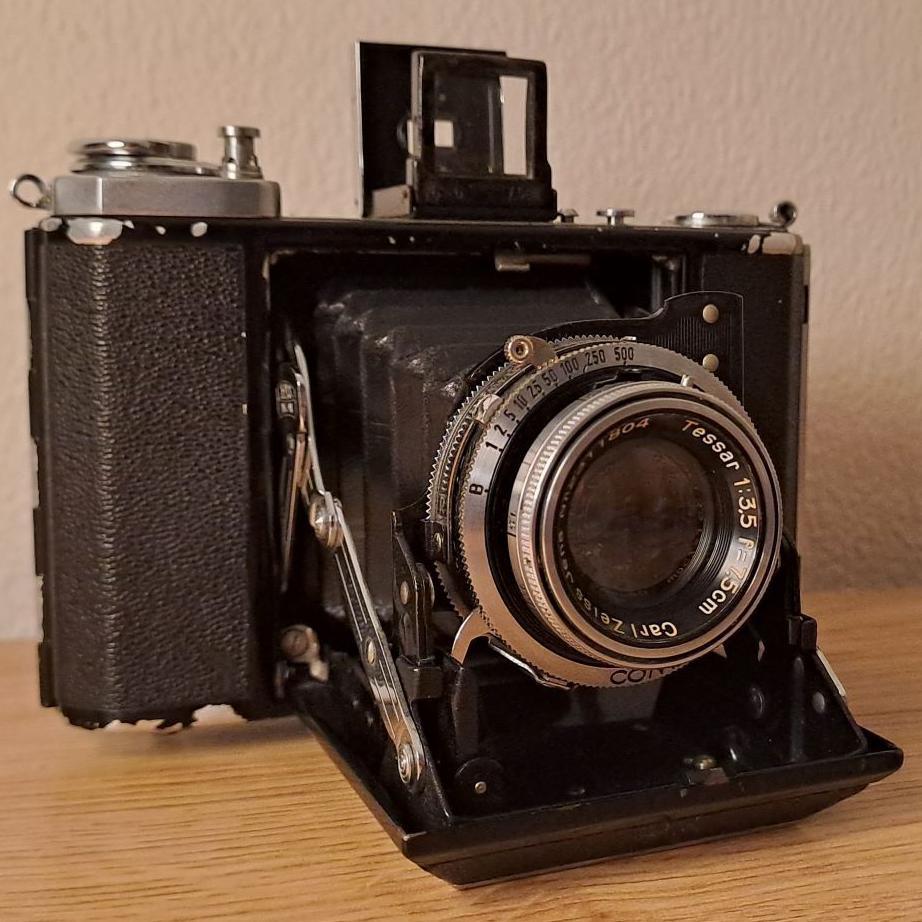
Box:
[565,437,713,596]
[545,407,767,651]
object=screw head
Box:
[280,626,309,660]
[364,638,376,666]
[473,780,487,795]
[308,495,342,550]
[702,303,720,324]
[308,496,330,540]
[397,742,415,784]
[688,753,718,772]
[507,335,531,362]
[702,353,720,373]
[812,691,827,714]
[748,684,766,719]
[399,580,410,606]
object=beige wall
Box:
[1,0,921,636]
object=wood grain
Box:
[0,589,919,921]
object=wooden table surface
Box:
[1,588,919,922]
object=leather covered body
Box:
[27,231,269,725]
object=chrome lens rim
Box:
[509,383,781,667]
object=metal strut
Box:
[276,342,426,788]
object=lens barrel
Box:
[507,382,780,668]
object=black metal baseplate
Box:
[285,568,900,883]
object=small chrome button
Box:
[597,208,635,226]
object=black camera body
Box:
[18,43,900,884]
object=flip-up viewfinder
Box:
[357,42,557,221]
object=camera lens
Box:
[563,435,713,598]
[433,337,782,687]
[507,384,780,666]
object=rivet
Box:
[399,580,410,606]
[702,353,720,372]
[397,742,415,784]
[702,303,720,324]
[364,638,376,665]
